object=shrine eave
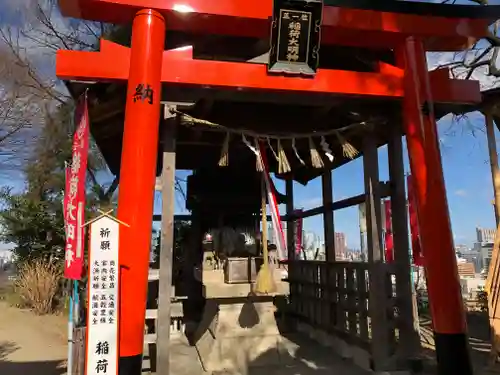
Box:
[56,40,480,105]
[58,0,498,52]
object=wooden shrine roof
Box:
[66,79,468,185]
[61,32,482,185]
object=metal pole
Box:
[67,282,75,375]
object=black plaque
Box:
[268,0,323,76]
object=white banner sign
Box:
[86,216,119,375]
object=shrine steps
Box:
[142,268,192,374]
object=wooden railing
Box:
[286,260,396,350]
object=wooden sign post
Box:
[85,212,127,375]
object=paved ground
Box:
[419,312,500,375]
[0,275,498,375]
[209,333,371,375]
[0,301,67,375]
[143,333,370,375]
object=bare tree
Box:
[0,0,78,174]
[433,4,500,89]
[0,0,185,201]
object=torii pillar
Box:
[113,8,165,375]
[397,38,472,375]
[117,9,165,375]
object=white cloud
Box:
[454,189,467,197]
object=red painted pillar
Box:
[396,38,472,375]
[116,9,165,375]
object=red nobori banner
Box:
[294,210,303,256]
[407,175,423,266]
[64,94,90,280]
[384,200,394,263]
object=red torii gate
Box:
[56,1,498,374]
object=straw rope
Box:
[169,107,371,170]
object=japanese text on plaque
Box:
[279,10,310,63]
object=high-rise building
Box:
[335,232,347,259]
[473,227,496,272]
[476,227,496,243]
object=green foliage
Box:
[24,103,73,199]
[0,99,115,265]
[0,188,65,262]
[153,221,191,280]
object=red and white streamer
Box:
[257,141,287,261]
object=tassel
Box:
[292,138,306,165]
[255,139,264,172]
[218,132,230,166]
[320,136,334,162]
[309,137,324,168]
[267,137,279,162]
[242,134,263,171]
[277,139,291,174]
[334,130,359,159]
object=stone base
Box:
[194,299,289,372]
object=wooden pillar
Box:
[183,198,204,331]
[484,110,500,362]
[387,125,421,368]
[363,135,390,371]
[322,170,335,262]
[116,9,166,375]
[156,108,177,375]
[486,110,500,227]
[285,178,295,260]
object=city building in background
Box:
[473,226,496,272]
[335,232,347,259]
[476,227,496,243]
[455,244,482,273]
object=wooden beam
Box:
[486,111,500,226]
[285,179,295,260]
[322,171,335,262]
[57,41,481,105]
[154,187,391,223]
[59,0,494,51]
[287,183,390,221]
[156,114,177,375]
[363,135,391,371]
[387,125,421,364]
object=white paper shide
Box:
[86,216,119,375]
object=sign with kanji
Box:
[85,216,119,375]
[268,0,323,76]
[64,94,89,280]
[132,83,154,105]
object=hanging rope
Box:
[169,107,370,140]
[168,107,368,171]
